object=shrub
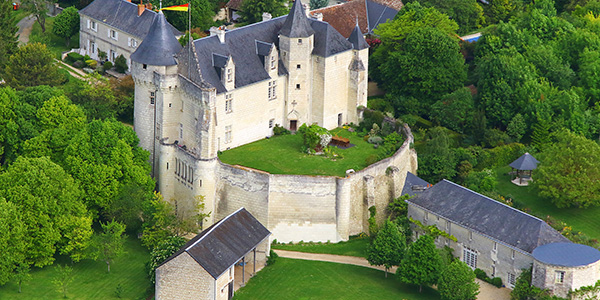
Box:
[267,249,278,265]
[273,124,290,135]
[103,61,113,70]
[85,60,97,68]
[66,52,84,63]
[474,268,503,288]
[474,268,487,280]
[490,277,503,288]
[368,136,383,144]
[365,154,378,165]
[73,60,85,68]
[114,54,128,73]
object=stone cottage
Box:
[155,208,271,300]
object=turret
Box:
[347,23,369,124]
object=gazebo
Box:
[509,152,540,186]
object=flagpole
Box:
[188,2,191,77]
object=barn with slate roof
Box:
[79,0,181,68]
[155,208,270,300]
[405,178,570,290]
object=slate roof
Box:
[311,0,399,38]
[533,243,600,267]
[407,180,569,253]
[192,15,353,93]
[401,172,430,197]
[280,0,316,38]
[130,12,182,66]
[348,23,369,50]
[509,153,540,171]
[159,208,271,279]
[79,0,180,39]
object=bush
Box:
[490,277,503,288]
[73,60,85,68]
[85,60,97,68]
[368,136,383,144]
[65,52,84,63]
[114,55,128,73]
[267,249,278,265]
[273,124,290,135]
[474,268,503,288]
[103,61,113,70]
[365,154,378,165]
[474,268,487,280]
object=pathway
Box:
[16,15,35,45]
[273,250,511,300]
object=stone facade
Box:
[80,13,138,66]
[408,205,532,288]
[155,252,215,300]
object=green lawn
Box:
[219,128,386,177]
[30,16,80,59]
[495,166,600,240]
[233,258,440,300]
[272,236,369,258]
[0,237,152,300]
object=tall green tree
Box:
[438,260,480,300]
[0,156,92,267]
[240,0,288,24]
[404,0,484,34]
[397,234,443,292]
[0,88,20,165]
[2,43,65,90]
[366,219,406,277]
[0,199,27,287]
[90,220,127,273]
[430,87,475,133]
[535,130,600,208]
[52,264,74,298]
[53,7,80,47]
[418,127,457,183]
[0,0,18,75]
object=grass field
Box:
[30,16,79,59]
[0,237,152,300]
[219,128,386,177]
[495,166,600,240]
[272,236,369,258]
[233,258,440,300]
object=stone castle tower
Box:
[129,2,381,240]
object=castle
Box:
[131,0,417,242]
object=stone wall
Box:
[155,252,215,300]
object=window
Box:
[225,94,232,113]
[150,91,155,105]
[227,68,232,82]
[225,125,232,143]
[269,119,274,128]
[508,273,516,287]
[555,271,565,283]
[111,50,117,61]
[463,247,478,269]
[91,20,97,31]
[268,81,277,100]
[179,123,183,139]
[132,39,137,47]
[446,221,451,233]
[493,242,498,252]
[469,231,473,241]
[512,250,516,259]
[143,64,147,70]
[424,211,429,221]
[296,64,301,69]
[110,30,118,40]
[90,41,96,54]
[270,56,276,69]
[296,84,300,90]
[298,38,302,44]
[491,265,496,277]
[155,122,160,139]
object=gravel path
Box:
[273,249,511,300]
[16,15,35,45]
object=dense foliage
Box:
[2,43,65,89]
[52,6,80,46]
[0,0,18,76]
[240,0,288,24]
[366,218,406,277]
[438,260,479,300]
[397,235,443,292]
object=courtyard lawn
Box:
[219,128,388,177]
[272,236,369,258]
[0,236,152,300]
[233,258,440,300]
[30,16,80,59]
[495,166,600,240]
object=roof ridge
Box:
[194,16,288,43]
[440,179,547,223]
[185,207,245,251]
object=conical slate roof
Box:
[279,0,315,38]
[509,152,540,171]
[347,23,369,50]
[131,11,182,66]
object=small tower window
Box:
[555,271,565,283]
[296,84,300,90]
[150,91,155,105]
[227,68,233,82]
[143,64,147,69]
[296,64,301,69]
[298,39,302,44]
[270,56,276,69]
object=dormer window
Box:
[298,39,302,45]
[270,56,276,69]
[227,68,232,82]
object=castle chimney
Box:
[209,26,226,44]
[262,12,272,21]
[311,12,323,21]
[137,3,144,16]
[145,2,152,10]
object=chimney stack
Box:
[303,3,310,17]
[311,12,323,21]
[137,2,144,16]
[262,12,272,21]
[145,2,152,10]
[209,26,226,44]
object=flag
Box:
[161,3,189,11]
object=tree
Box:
[298,123,332,153]
[438,260,479,300]
[114,54,128,73]
[0,88,20,165]
[0,156,92,267]
[430,87,475,133]
[535,130,600,208]
[397,235,443,292]
[90,220,127,273]
[154,0,216,31]
[507,113,526,142]
[405,0,484,34]
[0,0,18,75]
[53,7,80,47]
[67,73,119,120]
[366,219,406,277]
[52,265,74,298]
[418,127,457,183]
[2,43,65,90]
[21,0,48,33]
[485,0,520,24]
[0,199,26,287]
[240,0,288,24]
[310,0,328,9]
[147,236,186,283]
